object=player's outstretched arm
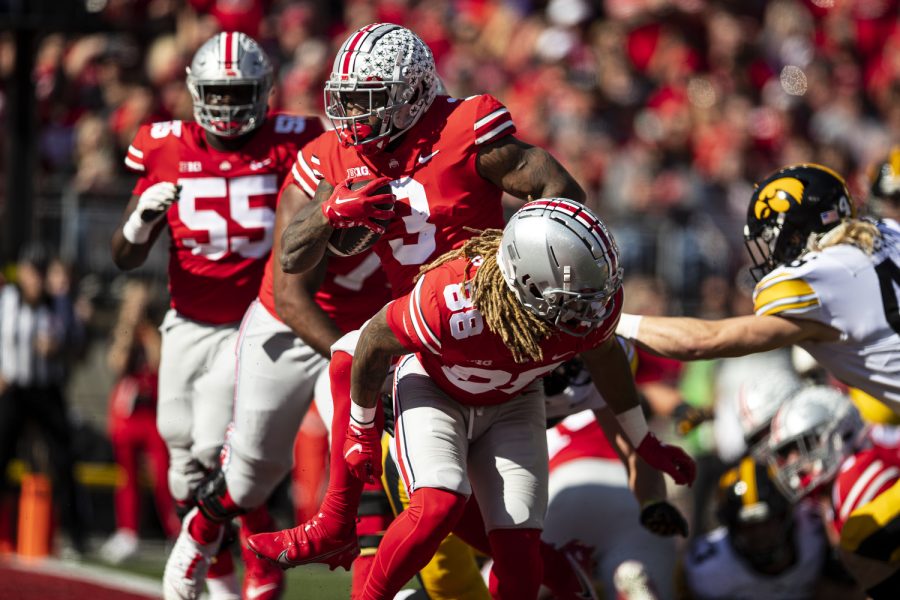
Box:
[274,183,343,357]
[616,313,841,361]
[280,179,335,274]
[111,189,173,270]
[475,136,586,203]
[583,336,697,486]
[594,407,689,537]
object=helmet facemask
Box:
[324,75,414,154]
[186,32,273,139]
[187,80,270,138]
[523,277,621,337]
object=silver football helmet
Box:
[763,385,864,503]
[497,198,623,337]
[737,369,804,447]
[186,32,273,138]
[324,23,438,154]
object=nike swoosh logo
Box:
[344,443,362,459]
[333,197,356,204]
[246,582,279,599]
[417,150,440,164]
[551,352,573,361]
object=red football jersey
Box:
[547,410,619,472]
[125,114,325,324]
[385,256,622,406]
[290,94,515,297]
[830,442,900,533]
[257,247,390,334]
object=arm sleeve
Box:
[289,137,325,198]
[472,94,516,147]
[384,274,443,355]
[124,124,150,173]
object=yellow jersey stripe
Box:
[754,278,815,310]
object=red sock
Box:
[351,554,376,600]
[362,488,467,600]
[208,545,235,577]
[450,496,491,554]
[452,496,579,595]
[319,351,368,530]
[488,528,542,600]
[352,482,393,599]
[240,503,275,535]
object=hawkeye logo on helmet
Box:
[754,177,804,220]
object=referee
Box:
[0,244,87,556]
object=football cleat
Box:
[560,540,599,600]
[163,507,225,600]
[246,513,359,571]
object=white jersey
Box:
[753,219,900,411]
[683,506,826,600]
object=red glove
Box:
[343,422,382,484]
[322,176,395,233]
[636,433,696,486]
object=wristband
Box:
[615,313,643,341]
[350,401,376,428]
[122,211,154,244]
[616,405,650,446]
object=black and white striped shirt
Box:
[0,285,64,387]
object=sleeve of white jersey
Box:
[290,145,324,199]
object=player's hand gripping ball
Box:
[325,176,396,256]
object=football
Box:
[326,180,394,257]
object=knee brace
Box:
[196,468,245,523]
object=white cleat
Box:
[162,507,224,600]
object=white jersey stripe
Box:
[840,460,884,521]
[407,292,439,355]
[127,145,144,159]
[124,156,145,171]
[412,277,441,351]
[475,120,514,145]
[297,151,319,182]
[855,466,899,513]
[292,165,316,197]
[474,108,509,130]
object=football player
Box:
[683,457,830,599]
[167,179,392,599]
[615,163,900,415]
[255,200,696,599]
[761,386,899,598]
[249,22,587,580]
[110,32,324,600]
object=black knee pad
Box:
[196,468,245,523]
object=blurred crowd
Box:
[4,0,900,312]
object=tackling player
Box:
[257,200,696,599]
[615,163,900,415]
[110,32,323,600]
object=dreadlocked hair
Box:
[810,218,881,255]
[417,228,553,363]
